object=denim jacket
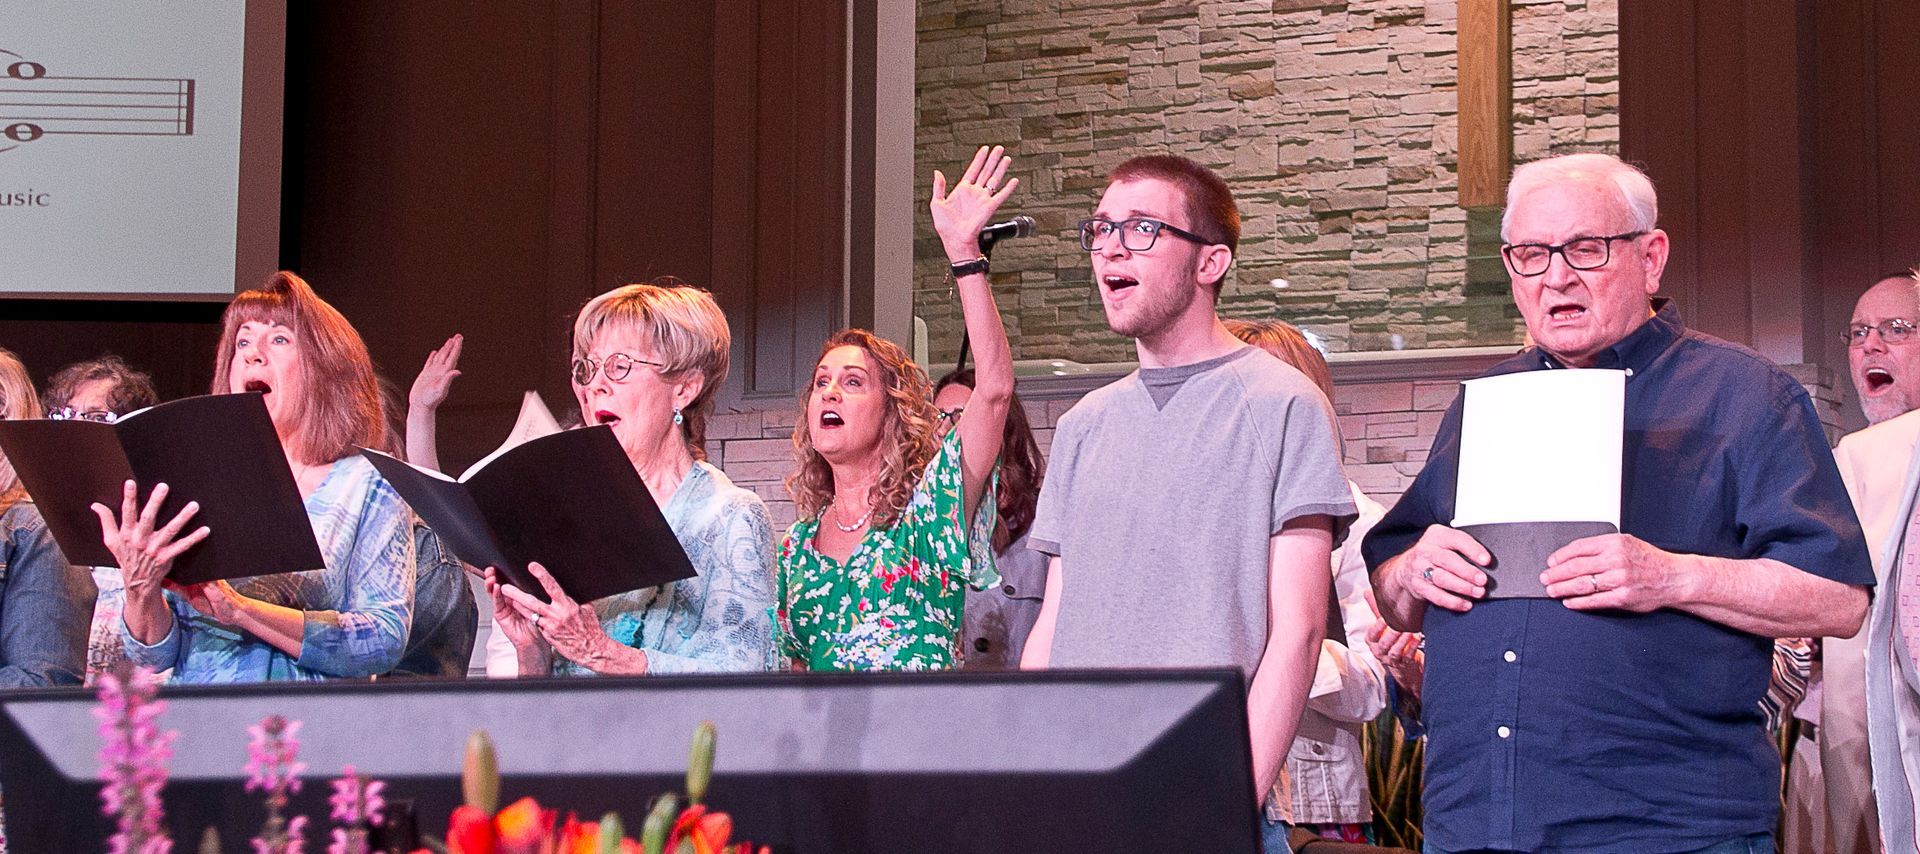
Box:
[390,521,478,678]
[0,499,95,687]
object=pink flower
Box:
[326,766,389,854]
[95,667,175,854]
[247,714,310,853]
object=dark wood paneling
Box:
[714,0,850,404]
[0,300,223,402]
[1810,0,1920,429]
[4,3,853,470]
[1623,0,1920,424]
[1619,1,1700,314]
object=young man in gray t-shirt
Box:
[1022,156,1356,841]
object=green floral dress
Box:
[776,429,1000,671]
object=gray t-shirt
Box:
[1030,345,1357,677]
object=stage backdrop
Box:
[0,0,1913,497]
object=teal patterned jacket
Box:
[123,455,415,682]
[553,461,778,676]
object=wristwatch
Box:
[949,257,990,279]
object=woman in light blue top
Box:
[487,280,776,675]
[102,272,414,683]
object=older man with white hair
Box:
[1829,270,1920,854]
[1364,152,1875,853]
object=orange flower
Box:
[447,804,497,854]
[555,813,598,854]
[494,796,556,854]
[668,804,734,854]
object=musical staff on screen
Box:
[0,50,196,152]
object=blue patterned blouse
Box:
[552,461,777,675]
[122,455,416,682]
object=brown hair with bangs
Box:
[571,278,732,461]
[211,271,383,465]
[786,329,939,531]
[0,347,43,504]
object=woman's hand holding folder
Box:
[91,479,210,644]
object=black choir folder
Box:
[1456,521,1620,598]
[0,393,325,584]
[360,425,695,604]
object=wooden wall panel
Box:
[1622,0,1920,432]
[713,0,850,405]
[1456,0,1512,210]
[0,3,854,470]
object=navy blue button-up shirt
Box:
[1362,304,1874,853]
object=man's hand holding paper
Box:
[1379,525,1489,619]
[1541,532,1693,612]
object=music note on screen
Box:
[0,49,195,152]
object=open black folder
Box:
[0,393,325,584]
[360,426,695,604]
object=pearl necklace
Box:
[829,499,873,533]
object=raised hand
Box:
[92,480,210,605]
[409,333,464,412]
[930,144,1019,262]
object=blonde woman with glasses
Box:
[486,279,778,676]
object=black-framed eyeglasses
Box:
[48,406,118,424]
[937,406,964,423]
[1843,318,1919,347]
[1076,217,1216,253]
[1501,231,1648,277]
[570,352,667,386]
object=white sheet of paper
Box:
[458,391,563,481]
[1451,369,1625,528]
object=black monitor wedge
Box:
[0,669,1260,853]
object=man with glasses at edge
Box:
[1019,154,1357,854]
[1364,152,1874,854]
[1825,269,1920,854]
[1766,272,1920,854]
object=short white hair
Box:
[1501,153,1659,242]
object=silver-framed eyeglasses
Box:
[1076,217,1215,252]
[570,352,666,386]
[48,406,119,424]
[1843,318,1919,347]
[1501,231,1648,276]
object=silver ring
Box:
[529,613,542,628]
[1420,566,1434,582]
[1586,574,1600,595]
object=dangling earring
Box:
[673,407,684,426]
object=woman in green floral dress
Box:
[775,145,1020,671]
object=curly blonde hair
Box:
[786,329,939,530]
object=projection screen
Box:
[0,0,285,300]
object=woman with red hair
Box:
[97,271,415,683]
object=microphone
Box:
[977,215,1036,252]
